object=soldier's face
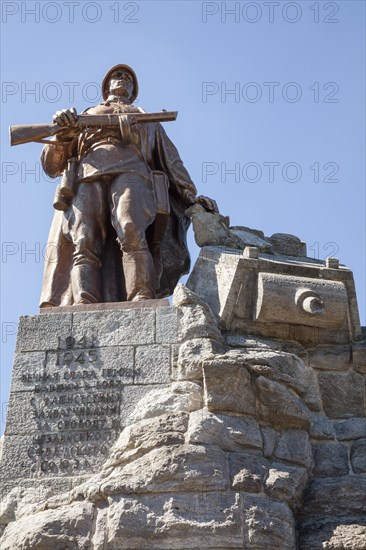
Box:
[108,71,134,99]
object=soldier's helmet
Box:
[102,64,139,102]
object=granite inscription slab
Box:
[0,303,176,493]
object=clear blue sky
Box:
[1,0,365,433]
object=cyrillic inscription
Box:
[22,332,134,476]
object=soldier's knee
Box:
[120,221,147,253]
[73,236,103,266]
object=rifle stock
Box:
[10,111,178,147]
[10,124,60,146]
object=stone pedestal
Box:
[0,250,365,549]
[0,299,175,497]
[187,246,362,345]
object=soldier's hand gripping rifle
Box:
[9,110,178,211]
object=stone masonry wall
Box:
[0,284,365,549]
[0,302,179,498]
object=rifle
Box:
[9,111,178,147]
[10,110,177,212]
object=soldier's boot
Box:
[71,264,102,304]
[122,251,156,301]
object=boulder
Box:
[187,409,262,451]
[300,476,366,518]
[299,519,366,550]
[312,443,349,477]
[256,376,311,430]
[265,463,308,508]
[101,444,228,495]
[106,412,189,467]
[0,502,95,550]
[203,359,256,415]
[128,382,202,423]
[105,492,243,549]
[173,337,225,381]
[229,453,268,492]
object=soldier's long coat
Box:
[40,104,197,306]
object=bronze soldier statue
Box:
[34,64,217,306]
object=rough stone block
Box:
[105,492,243,548]
[238,348,321,412]
[97,346,135,380]
[225,333,307,357]
[4,392,36,435]
[0,485,55,525]
[274,429,313,470]
[127,381,202,423]
[186,409,262,451]
[0,435,37,480]
[312,443,349,477]
[92,508,107,549]
[172,283,209,308]
[260,425,277,458]
[187,203,242,249]
[72,308,155,346]
[107,412,189,467]
[310,413,336,440]
[242,495,296,550]
[173,337,225,381]
[10,352,47,392]
[241,349,309,395]
[0,502,95,550]
[352,342,366,374]
[269,233,306,256]
[333,418,366,440]
[186,409,232,449]
[203,360,256,415]
[229,452,268,492]
[0,488,17,526]
[134,345,171,384]
[179,304,223,342]
[230,227,272,251]
[16,313,73,352]
[302,368,322,412]
[300,475,366,518]
[350,439,366,473]
[101,444,228,495]
[264,463,308,508]
[256,376,311,430]
[0,476,85,514]
[217,413,262,450]
[299,519,366,550]
[155,306,179,343]
[309,345,352,370]
[317,372,365,418]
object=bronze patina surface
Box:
[11,64,217,306]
